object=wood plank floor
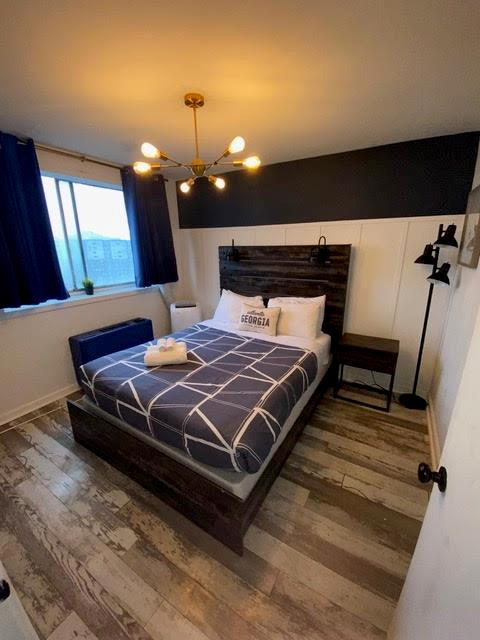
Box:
[0,390,430,639]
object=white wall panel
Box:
[224,227,256,246]
[254,226,286,246]
[201,229,230,318]
[319,222,361,246]
[285,223,320,245]
[320,222,362,331]
[347,221,408,337]
[178,229,204,302]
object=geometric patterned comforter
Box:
[79,323,318,474]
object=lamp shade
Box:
[427,262,451,286]
[415,244,436,265]
[434,224,458,248]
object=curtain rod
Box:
[16,136,124,170]
[16,135,168,179]
[35,142,124,170]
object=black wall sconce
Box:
[309,236,329,264]
[227,239,240,262]
[400,223,457,410]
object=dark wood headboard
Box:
[218,244,351,347]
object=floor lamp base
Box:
[399,393,428,410]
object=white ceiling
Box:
[1,0,479,175]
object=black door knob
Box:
[0,579,10,602]
[418,462,447,492]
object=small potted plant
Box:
[82,277,94,295]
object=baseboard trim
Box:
[426,396,441,468]
[0,383,80,427]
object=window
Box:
[41,176,135,290]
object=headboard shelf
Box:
[219,244,351,347]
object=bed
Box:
[68,244,351,553]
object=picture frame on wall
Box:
[458,184,480,269]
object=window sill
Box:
[1,285,161,320]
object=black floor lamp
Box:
[399,223,458,410]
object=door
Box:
[0,562,40,640]
[388,305,480,638]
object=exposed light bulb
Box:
[228,136,245,154]
[133,161,152,175]
[180,181,191,194]
[243,155,261,169]
[141,142,160,159]
[214,176,226,190]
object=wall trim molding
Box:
[0,382,80,427]
[426,396,441,467]
[180,213,464,234]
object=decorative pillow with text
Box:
[238,303,280,336]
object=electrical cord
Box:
[351,371,389,393]
[347,371,398,405]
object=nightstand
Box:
[334,333,400,412]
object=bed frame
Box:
[68,244,351,554]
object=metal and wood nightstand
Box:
[334,333,400,412]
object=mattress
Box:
[83,356,330,500]
[79,321,330,476]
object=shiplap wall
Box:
[167,182,462,395]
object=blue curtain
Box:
[121,167,178,287]
[0,133,69,309]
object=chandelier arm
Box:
[151,163,187,169]
[159,155,185,167]
[211,150,229,166]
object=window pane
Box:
[41,176,75,291]
[58,181,86,287]
[73,183,135,287]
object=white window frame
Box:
[41,172,135,292]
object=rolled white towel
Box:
[157,338,168,352]
[166,337,176,350]
[144,345,188,367]
[146,341,185,355]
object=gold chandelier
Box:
[133,92,261,193]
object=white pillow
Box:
[268,299,321,339]
[238,303,280,336]
[213,290,264,325]
[268,295,326,335]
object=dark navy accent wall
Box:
[177,132,479,229]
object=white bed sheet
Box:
[201,318,331,366]
[82,320,331,501]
